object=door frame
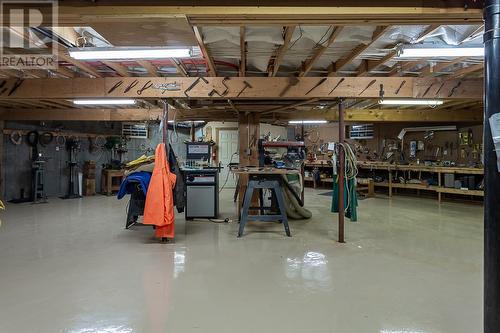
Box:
[215,127,238,164]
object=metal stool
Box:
[238,176,291,237]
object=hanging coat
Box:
[143,143,177,239]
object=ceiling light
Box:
[398,46,484,58]
[289,120,328,124]
[73,99,136,105]
[68,47,193,60]
[379,99,444,106]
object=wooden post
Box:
[237,112,260,217]
[338,99,345,243]
[191,122,195,142]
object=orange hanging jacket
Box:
[143,143,177,239]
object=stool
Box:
[238,177,291,238]
[102,169,125,196]
[357,177,375,198]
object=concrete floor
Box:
[0,189,483,333]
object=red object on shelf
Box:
[261,141,305,148]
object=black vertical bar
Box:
[338,99,345,243]
[484,1,500,332]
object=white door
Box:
[218,129,239,188]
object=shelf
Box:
[436,187,484,196]
[305,163,332,168]
[357,162,483,175]
[262,141,305,148]
[391,183,437,191]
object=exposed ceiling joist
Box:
[460,25,484,44]
[193,26,217,76]
[390,60,427,77]
[268,26,295,77]
[413,24,441,43]
[171,59,189,77]
[58,52,102,78]
[262,98,321,114]
[53,66,76,78]
[329,25,390,76]
[447,64,483,79]
[356,51,397,76]
[299,26,343,77]
[0,108,162,121]
[102,61,130,77]
[136,60,159,77]
[358,24,440,76]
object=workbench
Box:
[305,161,484,203]
[232,168,298,237]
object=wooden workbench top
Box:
[305,161,483,174]
[231,167,300,175]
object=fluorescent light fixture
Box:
[289,120,328,124]
[379,99,444,106]
[68,47,192,60]
[398,47,484,58]
[73,99,136,105]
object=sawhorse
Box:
[238,175,291,238]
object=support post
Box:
[161,99,171,157]
[484,1,500,332]
[338,99,345,243]
[237,112,260,218]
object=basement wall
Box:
[1,121,191,201]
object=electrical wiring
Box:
[314,26,334,48]
[219,151,239,193]
[288,25,303,50]
[169,108,180,144]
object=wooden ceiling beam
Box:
[262,98,320,114]
[0,108,162,121]
[171,59,189,77]
[356,24,440,76]
[57,52,102,78]
[419,57,468,77]
[136,60,159,77]
[193,26,217,76]
[299,26,343,77]
[54,5,482,26]
[102,61,130,77]
[390,60,427,77]
[446,64,484,79]
[413,24,441,43]
[170,107,482,123]
[279,107,483,123]
[0,77,482,100]
[329,25,390,76]
[268,26,295,77]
